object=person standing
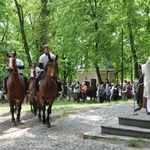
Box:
[137,64,144,105]
[142,58,150,113]
[133,78,139,101]
[81,82,87,102]
[73,81,81,103]
[98,83,105,103]
[103,84,111,102]
[127,80,133,99]
[109,83,115,101]
[122,82,127,100]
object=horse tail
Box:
[134,103,143,111]
[134,97,147,112]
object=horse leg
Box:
[33,99,37,116]
[42,103,46,124]
[38,106,41,122]
[30,101,33,112]
[47,101,53,128]
[16,102,22,122]
[10,103,16,126]
[47,106,51,128]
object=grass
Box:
[0,98,134,115]
[127,139,139,147]
[87,135,95,139]
[111,136,119,140]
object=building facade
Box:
[77,69,115,87]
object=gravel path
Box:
[0,101,149,150]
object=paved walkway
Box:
[0,101,149,150]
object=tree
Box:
[0,0,149,87]
[14,0,31,67]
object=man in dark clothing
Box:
[137,64,144,105]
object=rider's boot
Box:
[32,71,43,95]
[23,75,29,94]
[3,76,8,95]
[55,77,62,97]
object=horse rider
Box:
[32,44,62,95]
[3,52,28,95]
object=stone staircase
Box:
[83,108,150,140]
[101,109,150,139]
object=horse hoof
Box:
[16,117,21,122]
[42,120,46,124]
[11,121,16,126]
[47,123,51,128]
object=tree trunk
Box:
[40,0,49,51]
[14,0,31,68]
[95,63,103,85]
[128,22,139,78]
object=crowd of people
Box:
[58,81,88,103]
[57,78,142,104]
[57,78,135,103]
[96,79,136,103]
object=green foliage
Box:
[0,0,149,86]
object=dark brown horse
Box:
[37,54,58,128]
[27,64,38,115]
[6,51,25,125]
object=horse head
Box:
[6,51,17,72]
[29,67,36,78]
[29,62,36,78]
[45,54,58,79]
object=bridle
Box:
[6,56,18,74]
[45,60,58,80]
[30,67,36,79]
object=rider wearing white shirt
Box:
[3,54,28,95]
[16,58,24,74]
[33,44,61,95]
[39,52,55,71]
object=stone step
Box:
[118,116,150,129]
[101,124,150,139]
[84,108,150,140]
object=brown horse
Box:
[27,64,38,115]
[37,54,58,128]
[6,51,25,125]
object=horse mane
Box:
[48,54,51,61]
[41,72,46,80]
[45,54,53,71]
